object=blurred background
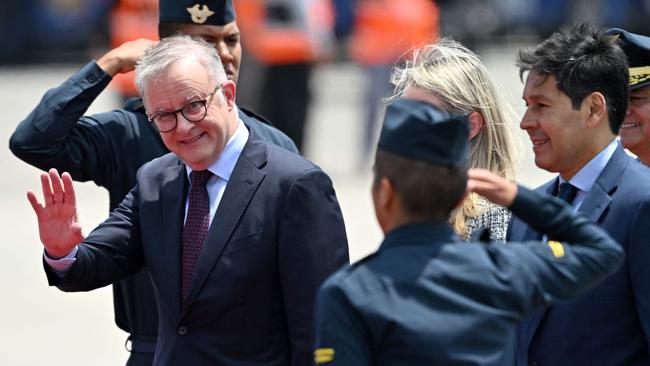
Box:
[1,0,649,365]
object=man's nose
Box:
[175,113,195,133]
[520,111,534,130]
[215,42,232,61]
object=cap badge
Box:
[186,4,215,24]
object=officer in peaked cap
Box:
[312,98,624,365]
[159,0,235,25]
[9,1,300,366]
[608,28,650,165]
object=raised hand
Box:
[466,168,518,207]
[27,168,84,258]
[97,38,158,77]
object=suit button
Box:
[177,326,188,335]
[88,75,96,82]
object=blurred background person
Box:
[390,39,520,242]
[107,0,159,102]
[348,0,440,166]
[608,28,650,166]
[236,0,335,153]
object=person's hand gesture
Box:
[466,168,518,207]
[27,168,84,258]
[97,38,158,77]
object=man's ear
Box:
[585,91,607,128]
[222,80,237,109]
[468,111,485,140]
[377,177,396,210]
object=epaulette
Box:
[239,106,275,127]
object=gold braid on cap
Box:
[630,66,650,87]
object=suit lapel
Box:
[158,160,188,319]
[182,136,268,312]
[577,146,626,222]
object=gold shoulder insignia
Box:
[547,240,565,258]
[314,348,335,364]
[186,4,215,24]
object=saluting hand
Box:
[466,168,518,207]
[27,168,84,258]
[97,38,158,77]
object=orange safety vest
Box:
[349,0,439,65]
[108,0,159,97]
[236,0,334,64]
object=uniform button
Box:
[88,75,96,82]
[177,326,188,335]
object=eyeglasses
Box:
[148,84,222,133]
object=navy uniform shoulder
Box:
[122,97,146,113]
[239,106,273,126]
[320,251,381,296]
[239,106,298,153]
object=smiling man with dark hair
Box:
[511,23,650,366]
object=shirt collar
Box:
[185,119,249,181]
[560,139,618,192]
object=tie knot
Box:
[190,170,212,187]
[557,182,578,204]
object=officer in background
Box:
[9,1,296,365]
[608,28,650,166]
[312,98,624,365]
[236,0,335,152]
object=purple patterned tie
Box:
[181,170,212,302]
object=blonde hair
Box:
[391,38,520,237]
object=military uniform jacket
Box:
[9,61,298,338]
[314,187,623,366]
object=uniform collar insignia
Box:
[186,4,215,24]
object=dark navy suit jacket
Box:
[511,145,650,365]
[44,132,349,366]
[9,61,298,343]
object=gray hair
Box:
[135,34,227,95]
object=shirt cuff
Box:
[43,246,78,274]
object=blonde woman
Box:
[391,38,519,242]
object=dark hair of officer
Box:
[373,151,467,221]
[517,23,629,134]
